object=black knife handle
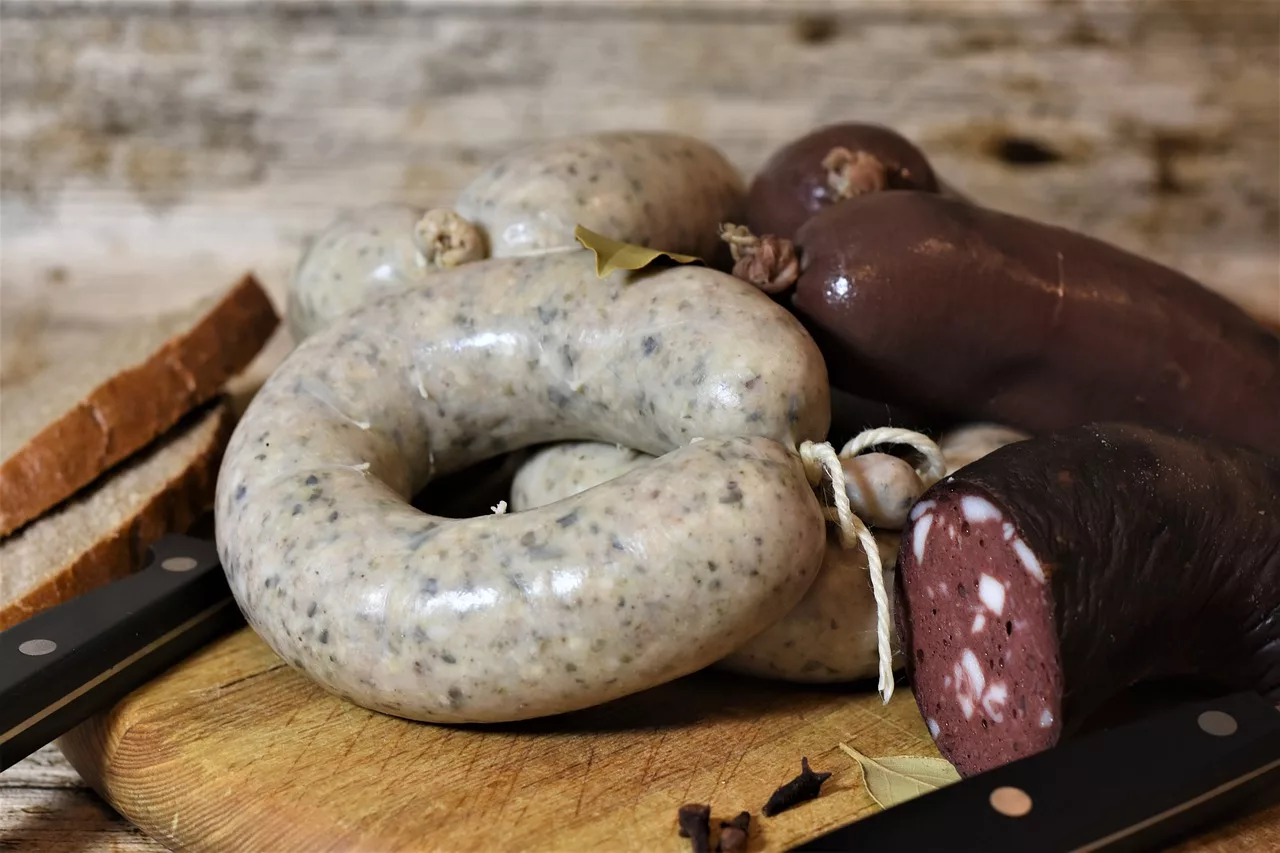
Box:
[795,691,1280,853]
[0,534,242,771]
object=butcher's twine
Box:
[799,428,945,704]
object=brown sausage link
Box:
[787,192,1280,457]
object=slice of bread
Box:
[0,401,232,630]
[0,274,278,536]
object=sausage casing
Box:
[746,122,940,241]
[217,252,831,721]
[790,192,1280,456]
[511,441,907,684]
[899,424,1280,775]
[456,132,745,262]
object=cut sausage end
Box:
[898,487,1063,776]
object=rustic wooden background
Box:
[2,0,1277,849]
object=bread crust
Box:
[0,274,278,535]
[0,402,232,630]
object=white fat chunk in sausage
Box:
[1039,709,1055,728]
[960,495,1002,524]
[961,649,986,696]
[981,681,1008,723]
[978,573,1006,616]
[927,718,941,737]
[913,514,934,561]
[971,613,986,633]
[955,648,986,720]
[1013,538,1046,583]
[910,500,936,522]
[1003,522,1015,540]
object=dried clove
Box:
[677,803,712,853]
[716,811,751,853]
[761,757,833,817]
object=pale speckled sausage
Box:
[454,132,745,261]
[509,442,648,512]
[216,251,831,722]
[510,441,908,683]
[841,453,925,530]
[937,423,1032,475]
[289,204,429,342]
[288,204,485,343]
[721,533,901,682]
[514,443,924,534]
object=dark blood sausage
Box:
[828,387,939,448]
[746,122,940,241]
[787,191,1280,457]
[897,423,1280,777]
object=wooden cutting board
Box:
[54,627,1280,853]
[55,627,939,852]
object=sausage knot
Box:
[414,209,487,268]
[719,223,799,294]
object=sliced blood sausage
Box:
[746,122,940,241]
[897,423,1280,776]
[786,191,1280,457]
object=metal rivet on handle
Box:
[989,786,1033,817]
[161,556,199,573]
[1197,710,1238,737]
[18,638,57,656]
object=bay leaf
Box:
[838,743,961,810]
[573,225,703,278]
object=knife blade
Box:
[793,690,1280,852]
[0,533,242,771]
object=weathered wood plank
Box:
[0,745,165,853]
[1,0,1276,334]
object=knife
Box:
[794,689,1280,852]
[2,539,1279,853]
[0,533,242,771]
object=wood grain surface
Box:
[47,627,1280,852]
